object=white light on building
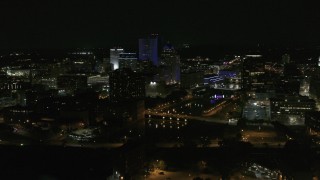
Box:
[110,48,124,70]
[150,82,157,85]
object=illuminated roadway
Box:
[146,111,228,124]
[146,95,241,124]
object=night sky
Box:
[1,1,320,49]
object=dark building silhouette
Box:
[305,111,320,135]
[180,71,204,89]
[139,34,159,66]
[282,54,291,64]
[160,43,180,85]
[309,77,320,100]
[270,95,315,121]
[57,75,88,94]
[109,69,145,103]
[119,52,138,71]
[109,69,145,122]
[241,57,266,92]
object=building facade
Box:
[160,43,180,85]
[110,48,124,70]
[119,53,138,71]
[109,68,145,103]
[270,95,316,124]
[139,35,159,66]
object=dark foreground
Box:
[0,145,114,180]
[1,144,320,180]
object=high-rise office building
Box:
[282,54,290,64]
[109,68,145,103]
[109,69,145,121]
[241,56,266,92]
[160,43,180,85]
[110,48,124,70]
[139,35,159,66]
[119,52,138,71]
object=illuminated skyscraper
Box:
[110,48,124,70]
[139,35,159,66]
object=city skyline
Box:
[1,1,320,179]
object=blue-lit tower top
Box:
[139,34,159,66]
